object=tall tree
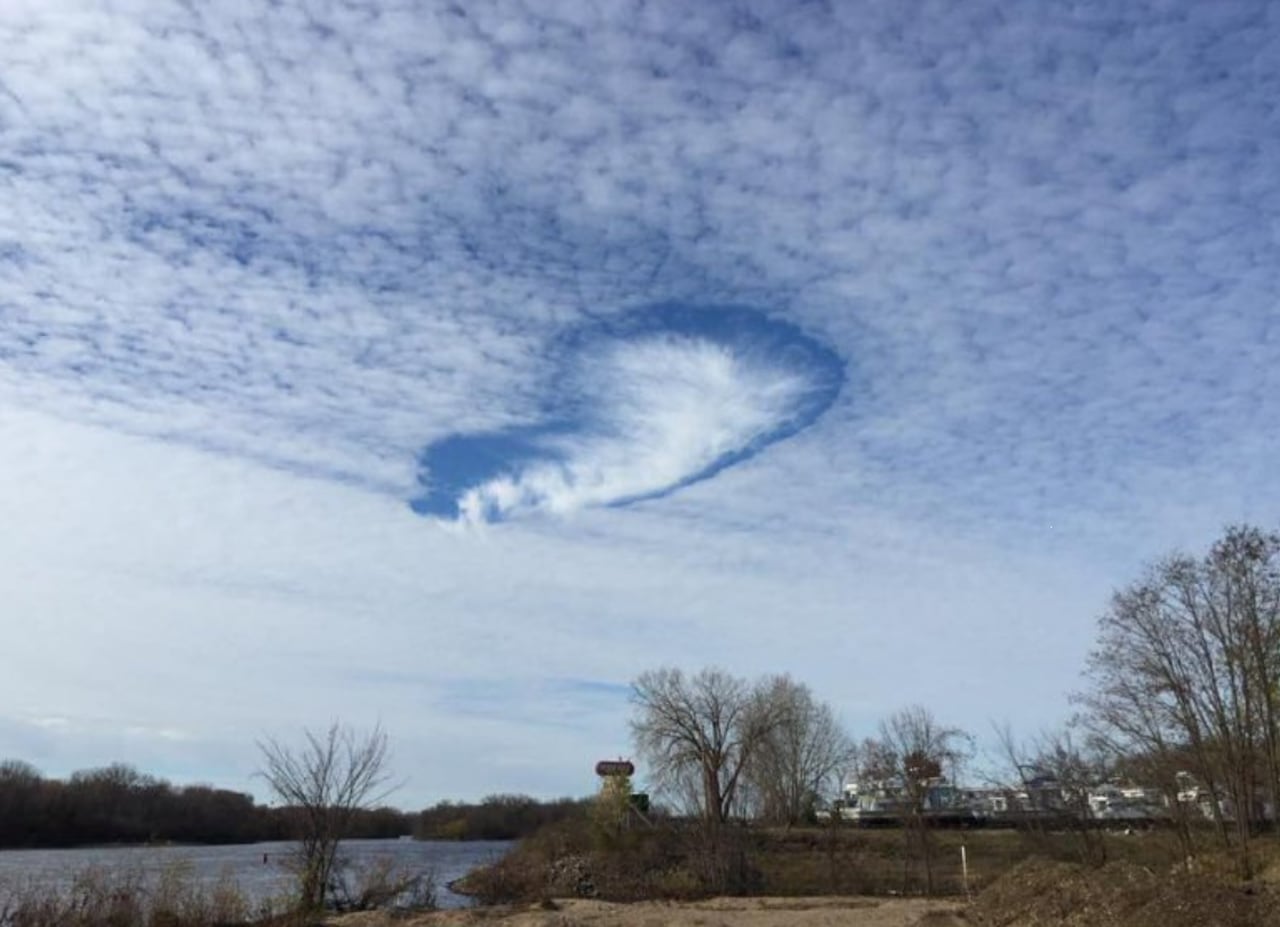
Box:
[746,676,853,826]
[1077,525,1280,878]
[630,667,777,824]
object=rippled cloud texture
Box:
[2,1,1279,802]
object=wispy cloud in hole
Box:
[413,305,845,523]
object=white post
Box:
[960,844,970,898]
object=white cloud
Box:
[457,335,811,522]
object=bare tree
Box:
[746,676,854,826]
[1076,525,1280,878]
[630,667,777,825]
[258,723,395,911]
[992,723,1109,865]
[878,705,971,805]
[851,736,899,783]
[876,705,971,894]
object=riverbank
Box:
[327,852,1280,927]
[326,896,967,927]
[451,820,1202,904]
[431,821,1280,927]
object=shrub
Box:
[327,855,436,913]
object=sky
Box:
[2,0,1279,808]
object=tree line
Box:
[0,759,409,848]
[413,793,589,841]
[0,756,592,850]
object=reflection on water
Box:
[0,838,510,910]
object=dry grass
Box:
[0,862,275,927]
[460,819,1280,909]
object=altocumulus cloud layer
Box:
[2,0,1280,799]
[3,0,1276,524]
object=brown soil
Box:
[327,896,968,927]
[969,857,1280,927]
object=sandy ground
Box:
[329,896,969,927]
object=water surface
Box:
[0,838,509,910]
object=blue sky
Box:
[1,0,1278,805]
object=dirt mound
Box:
[971,857,1280,927]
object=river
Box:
[0,838,510,910]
